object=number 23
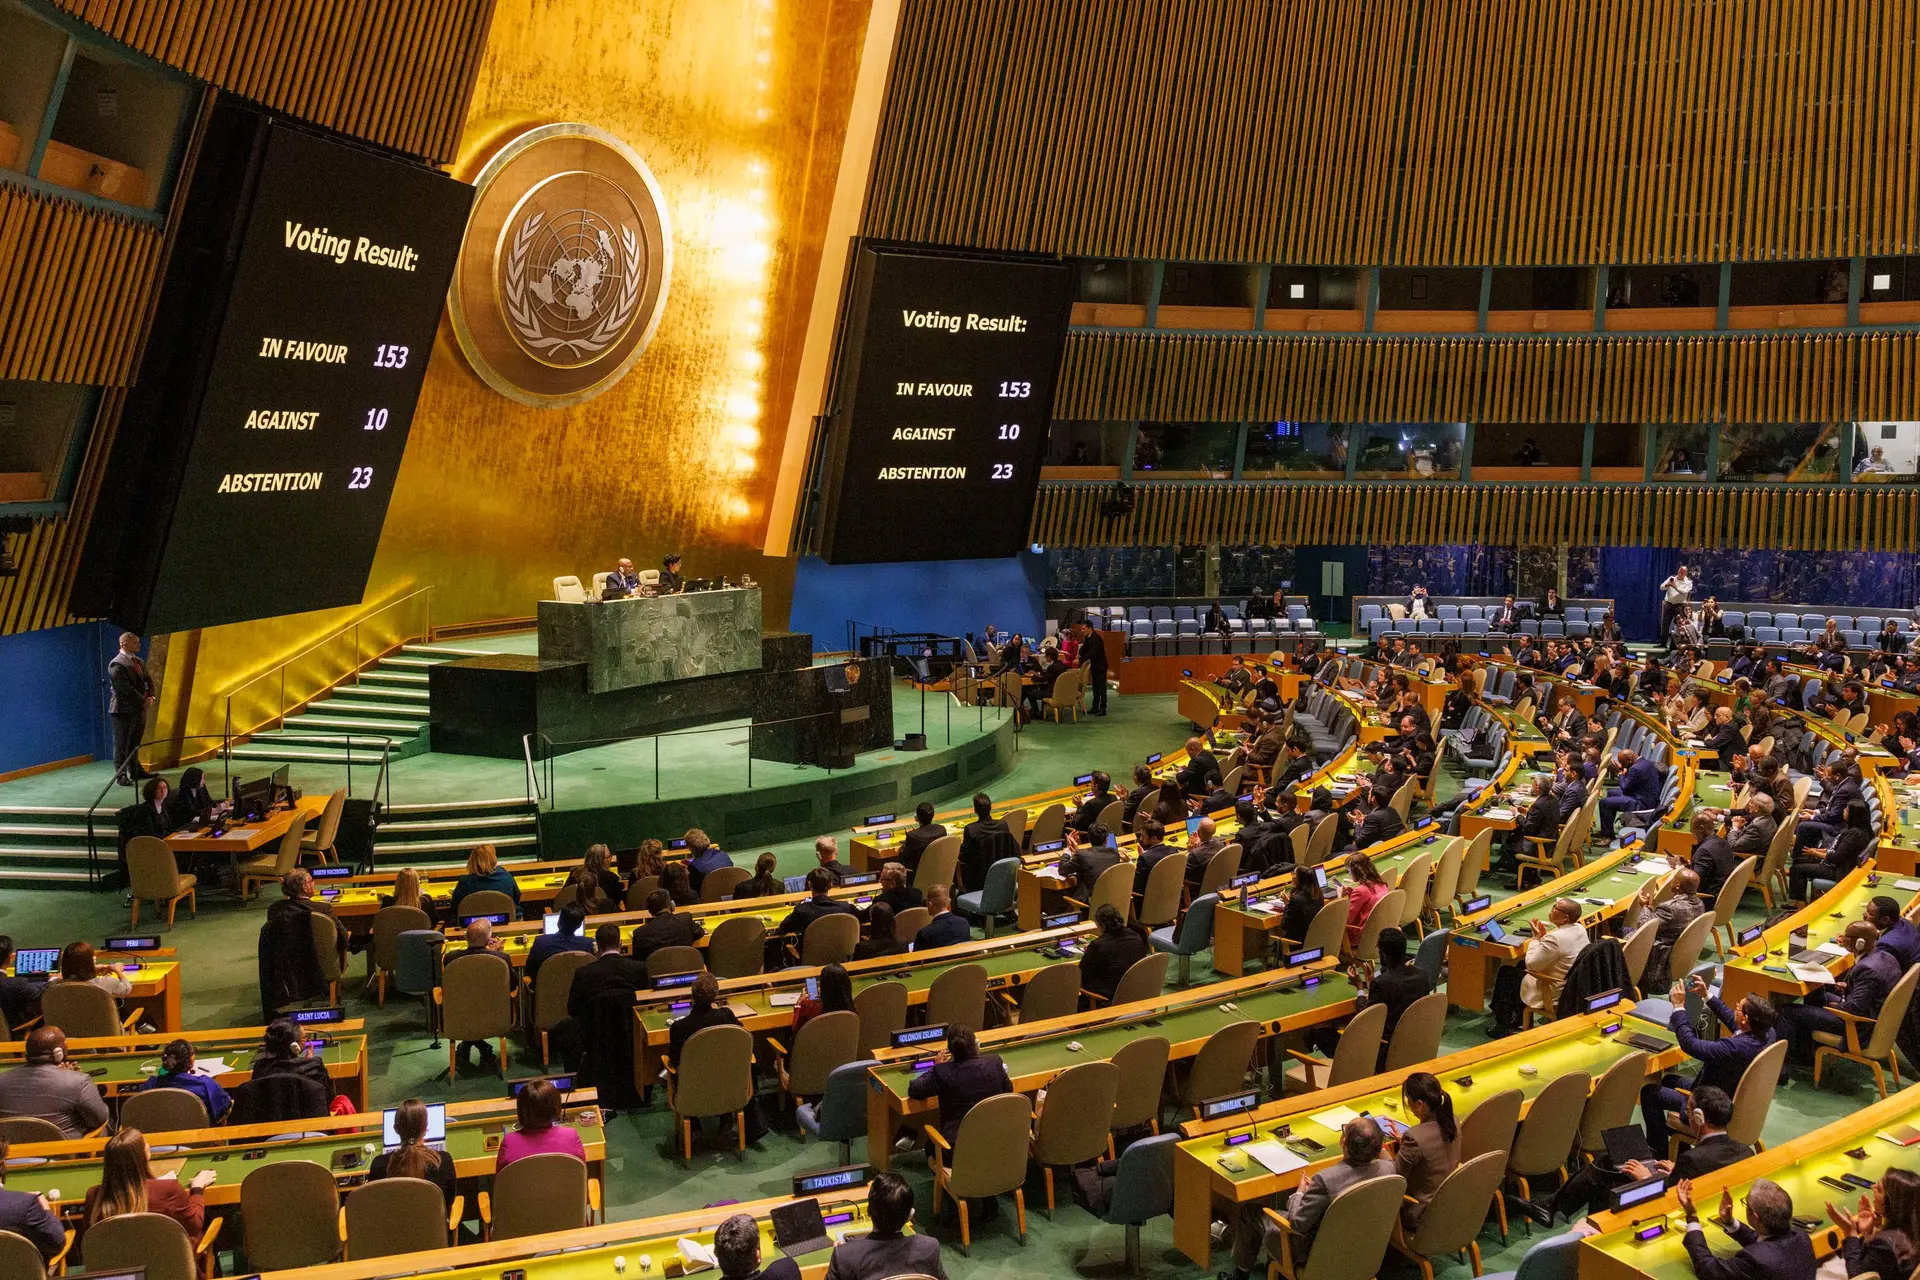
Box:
[348,467,374,490]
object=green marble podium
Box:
[536,587,763,694]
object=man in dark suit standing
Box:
[108,631,154,785]
[1676,1176,1814,1280]
[1075,619,1108,716]
[897,802,946,873]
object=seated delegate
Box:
[0,1027,110,1138]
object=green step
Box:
[306,699,428,720]
[374,834,539,855]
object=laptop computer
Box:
[13,948,58,977]
[1601,1124,1656,1168]
[783,875,809,894]
[770,1197,834,1257]
[382,1102,446,1151]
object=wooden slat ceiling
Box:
[0,186,163,386]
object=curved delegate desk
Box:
[6,948,183,1033]
[1171,1005,1687,1266]
[0,1022,369,1109]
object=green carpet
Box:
[0,689,1881,1280]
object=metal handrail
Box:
[220,584,434,747]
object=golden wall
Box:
[149,0,879,748]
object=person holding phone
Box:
[1390,1072,1459,1232]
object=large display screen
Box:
[815,246,1072,564]
[139,122,472,631]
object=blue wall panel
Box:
[787,554,1047,651]
[0,622,117,775]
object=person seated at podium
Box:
[660,553,685,594]
[1057,825,1121,898]
[125,776,174,840]
[603,558,641,599]
[854,903,910,961]
[1080,904,1149,1004]
[1676,1176,1815,1280]
[165,767,216,829]
[0,1136,65,1261]
[898,803,947,872]
[630,890,705,962]
[812,835,849,884]
[912,885,970,951]
[778,869,857,942]
[683,829,733,890]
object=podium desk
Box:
[538,587,762,694]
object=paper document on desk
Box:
[1482,808,1516,821]
[1788,962,1838,985]
[1814,942,1850,958]
[1310,1104,1360,1129]
[1243,1140,1309,1176]
[676,1237,718,1273]
[192,1058,231,1075]
[1898,880,1920,892]
[1632,859,1672,875]
[768,992,802,1007]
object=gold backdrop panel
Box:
[148,0,878,751]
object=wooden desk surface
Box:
[1718,862,1920,1007]
[1171,1006,1686,1265]
[0,1022,369,1107]
[166,794,327,853]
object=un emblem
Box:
[449,123,671,407]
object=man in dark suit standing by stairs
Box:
[108,632,155,786]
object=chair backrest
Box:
[1140,852,1187,927]
[854,980,909,1053]
[345,1175,449,1258]
[393,930,443,996]
[1618,918,1659,987]
[913,835,961,891]
[1181,1019,1260,1104]
[1427,838,1465,912]
[0,1116,64,1144]
[240,1158,342,1269]
[120,1085,210,1134]
[674,1024,755,1119]
[646,945,704,980]
[1095,799,1124,833]
[0,1229,48,1280]
[311,789,346,849]
[1001,807,1028,847]
[785,1009,861,1096]
[372,906,432,973]
[700,865,751,902]
[1088,861,1133,918]
[39,980,120,1037]
[1103,1131,1178,1226]
[926,962,989,1030]
[1669,911,1716,981]
[1351,889,1405,962]
[1862,965,1920,1059]
[946,1092,1035,1199]
[552,575,587,603]
[1387,783,1415,825]
[1112,952,1170,1006]
[441,951,513,1041]
[1457,828,1492,900]
[1404,1151,1509,1257]
[1578,1050,1650,1150]
[1757,817,1797,888]
[534,949,595,1030]
[1109,1034,1172,1131]
[1196,845,1243,898]
[312,910,344,983]
[706,915,767,978]
[1712,857,1757,928]
[624,876,659,909]
[801,912,860,965]
[810,1058,879,1142]
[127,835,183,899]
[1394,852,1432,928]
[454,888,515,919]
[1032,1059,1121,1167]
[1018,960,1083,1023]
[892,906,932,939]
[1169,894,1218,956]
[974,857,1021,916]
[271,810,312,875]
[1727,1039,1790,1148]
[1507,1070,1591,1176]
[84,1211,198,1280]
[1289,824,1310,865]
[490,1151,591,1239]
[1029,803,1068,848]
[1384,991,1447,1071]
[1301,1174,1408,1280]
[1301,896,1348,954]
[1326,1000,1389,1086]
[1459,1088,1525,1161]
[1304,813,1340,866]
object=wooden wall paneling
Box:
[0,188,163,385]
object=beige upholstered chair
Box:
[1504,1070,1590,1232]
[551,576,587,603]
[926,963,989,1030]
[1042,669,1083,721]
[435,951,513,1078]
[1138,852,1186,929]
[1350,889,1405,962]
[240,1159,341,1270]
[239,810,310,900]
[1007,961,1080,1023]
[1454,828,1493,909]
[914,834,961,892]
[706,916,766,978]
[1303,814,1340,867]
[479,1151,598,1237]
[0,1225,68,1280]
[799,913,859,965]
[1458,1088,1523,1161]
[1109,1035,1170,1141]
[1710,857,1757,955]
[699,866,751,901]
[1298,896,1348,956]
[310,911,345,1006]
[1393,1151,1508,1280]
[624,876,659,909]
[1619,917,1659,989]
[1667,912,1716,986]
[1030,1060,1119,1216]
[452,888,515,920]
[854,980,908,1053]
[39,981,132,1038]
[1391,852,1432,936]
[645,946,704,982]
[769,1008,859,1111]
[1176,1019,1261,1119]
[1028,803,1068,849]
[1577,1050,1651,1157]
[0,1116,65,1144]
[1283,1000,1386,1094]
[1094,799,1124,833]
[927,1092,1032,1252]
[1196,845,1244,899]
[345,1175,462,1258]
[1107,952,1169,1007]
[1077,861,1133,920]
[667,1024,755,1165]
[85,1210,216,1280]
[127,836,195,928]
[528,949,594,1064]
[368,905,432,1005]
[1814,963,1920,1097]
[892,906,931,939]
[1753,816,1799,911]
[119,1086,210,1134]
[300,789,346,864]
[1263,1173,1406,1280]
[1384,991,1447,1071]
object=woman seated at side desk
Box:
[164,768,217,830]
